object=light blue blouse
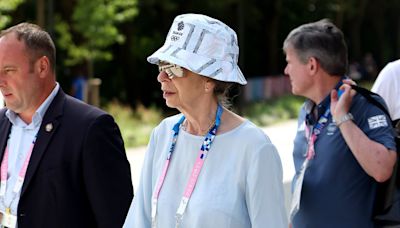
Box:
[124,115,288,228]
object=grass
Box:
[105,81,374,148]
[243,95,304,126]
[104,101,163,148]
[104,94,305,148]
[241,80,373,126]
[358,80,373,89]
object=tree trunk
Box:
[266,0,282,74]
[397,16,400,57]
[347,0,368,61]
[36,0,45,27]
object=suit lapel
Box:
[21,89,65,196]
[0,110,12,162]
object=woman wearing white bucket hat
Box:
[123,13,287,228]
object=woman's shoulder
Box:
[237,120,272,143]
[218,115,273,146]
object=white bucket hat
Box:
[147,13,247,85]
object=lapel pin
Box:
[45,123,53,132]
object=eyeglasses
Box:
[158,63,184,79]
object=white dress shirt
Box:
[0,83,59,217]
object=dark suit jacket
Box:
[0,89,133,228]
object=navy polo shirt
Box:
[292,90,397,228]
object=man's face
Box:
[284,47,313,97]
[0,33,42,117]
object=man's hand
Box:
[330,83,356,122]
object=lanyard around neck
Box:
[304,107,330,160]
[151,104,223,228]
[0,135,37,197]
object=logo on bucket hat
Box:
[171,35,180,41]
[170,21,185,42]
[147,13,247,85]
[178,21,184,31]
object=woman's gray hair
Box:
[212,80,237,109]
[283,19,348,76]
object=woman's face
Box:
[157,64,209,110]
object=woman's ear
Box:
[204,79,215,93]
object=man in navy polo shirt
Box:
[283,19,397,228]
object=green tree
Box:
[0,0,24,29]
[55,0,138,77]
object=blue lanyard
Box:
[151,104,223,227]
[167,104,223,159]
[311,108,331,136]
[304,107,331,160]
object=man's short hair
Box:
[283,19,348,76]
[0,22,56,72]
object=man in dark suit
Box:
[0,23,133,227]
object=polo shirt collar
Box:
[305,76,347,123]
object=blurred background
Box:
[1,0,399,147]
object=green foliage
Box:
[358,80,374,90]
[243,81,373,127]
[243,95,305,126]
[104,101,162,148]
[2,0,400,110]
[0,0,24,29]
[104,95,304,148]
[55,0,138,66]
